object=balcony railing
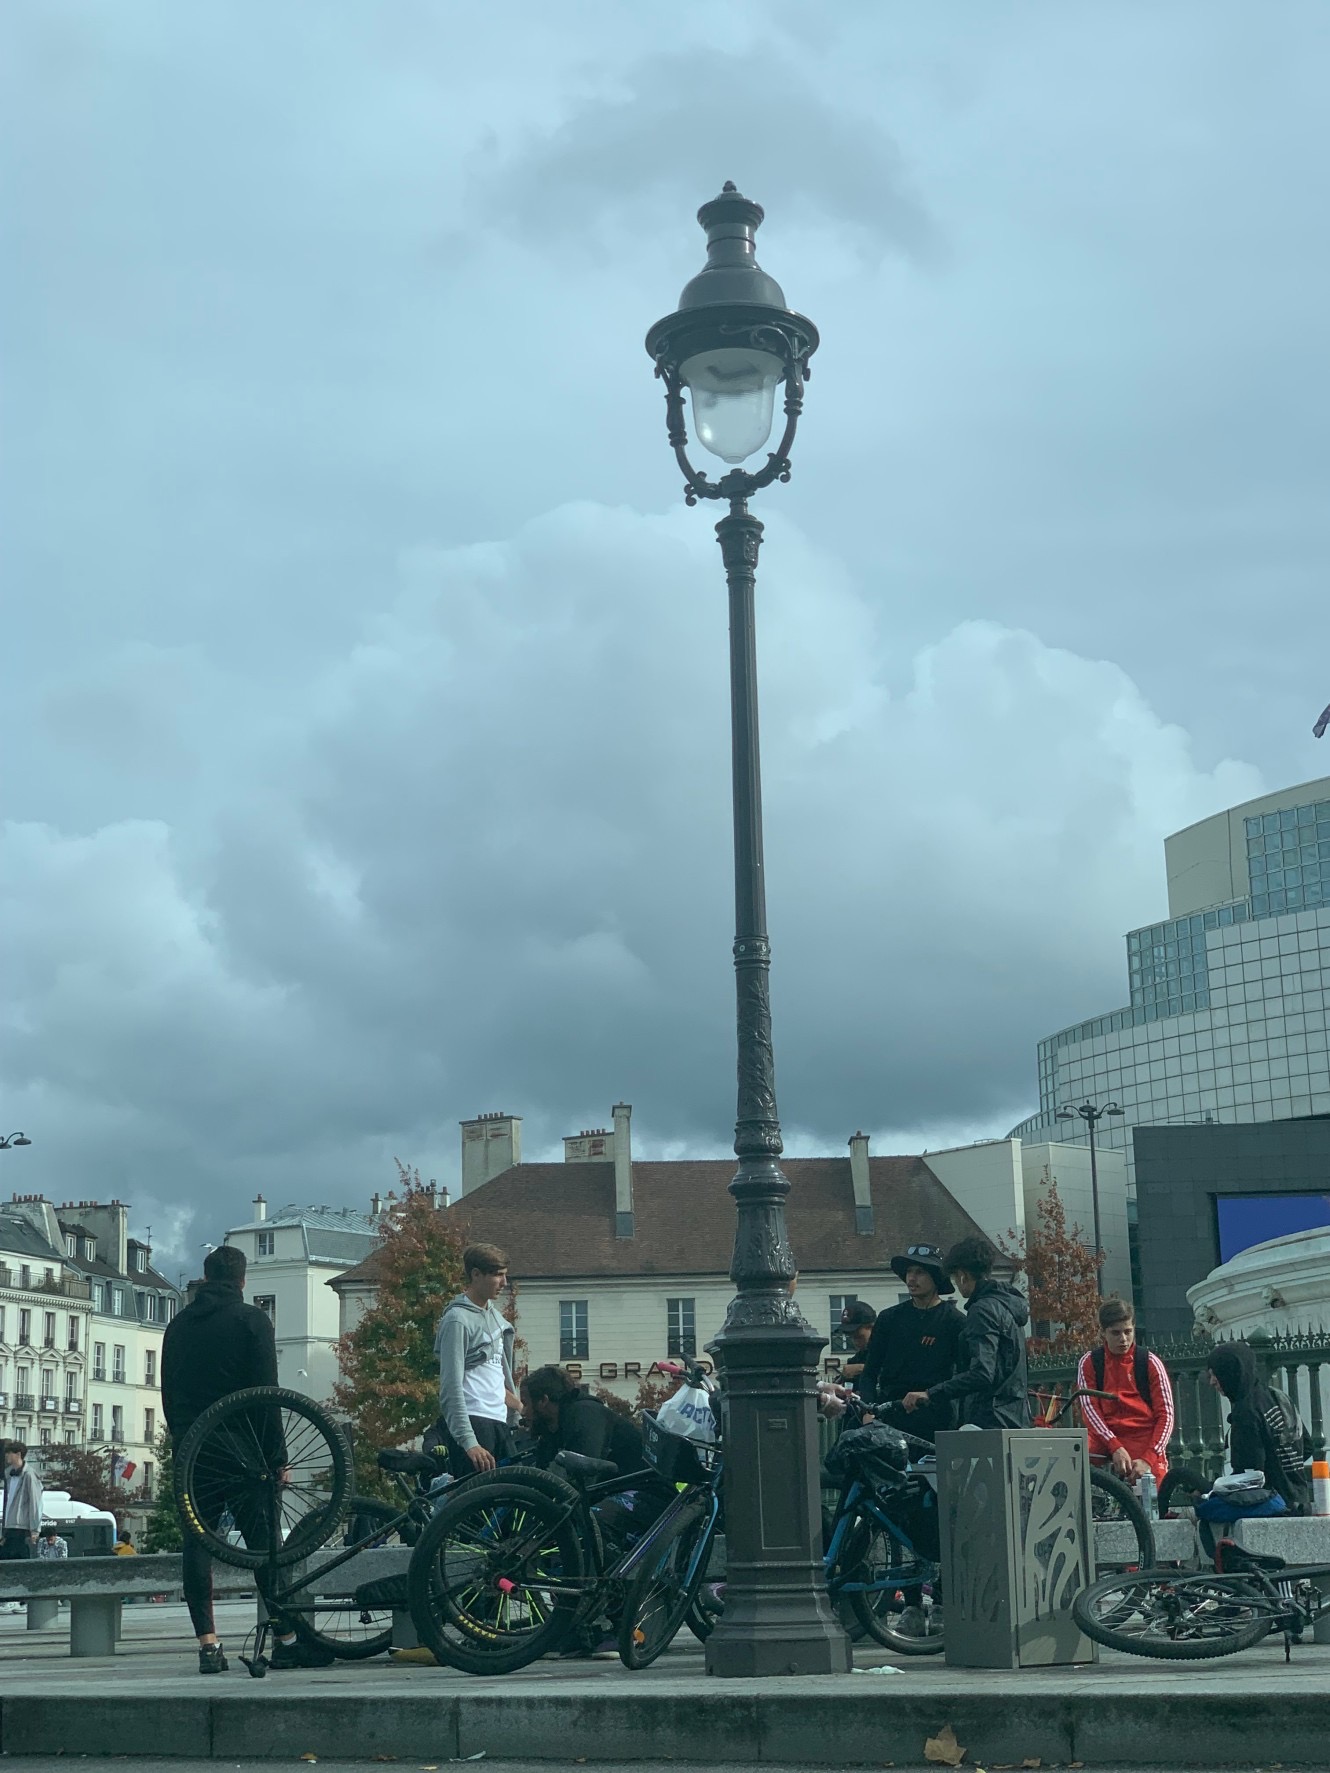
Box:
[92,1368,106,1382]
[63,1400,82,1414]
[0,1266,93,1301]
[14,1393,35,1412]
[39,1396,59,1412]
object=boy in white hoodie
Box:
[433,1243,519,1477]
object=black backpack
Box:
[1089,1342,1153,1406]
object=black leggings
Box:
[431,1415,516,1481]
[181,1474,283,1639]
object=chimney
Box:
[612,1102,634,1239]
[426,1182,438,1211]
[460,1113,522,1196]
[848,1131,874,1236]
[563,1127,614,1163]
[370,1192,382,1218]
[439,1186,452,1210]
[253,1194,267,1223]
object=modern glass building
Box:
[1011,778,1330,1206]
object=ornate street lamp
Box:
[1055,1100,1124,1294]
[646,185,848,1677]
[0,1131,32,1150]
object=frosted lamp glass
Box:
[680,345,782,465]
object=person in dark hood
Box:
[162,1244,328,1675]
[1206,1339,1310,1513]
[903,1236,1030,1430]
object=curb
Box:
[3,1685,1327,1765]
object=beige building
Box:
[0,1196,94,1454]
[331,1107,1007,1402]
[223,1199,379,1402]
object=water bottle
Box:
[1312,1459,1330,1517]
[1137,1472,1158,1520]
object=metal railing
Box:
[1030,1329,1330,1478]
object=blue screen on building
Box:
[1216,1192,1330,1263]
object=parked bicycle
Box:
[1074,1540,1330,1661]
[406,1361,721,1674]
[173,1384,456,1675]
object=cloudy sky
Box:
[4,2,1329,1272]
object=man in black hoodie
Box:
[1206,1338,1310,1514]
[162,1244,328,1675]
[520,1365,646,1477]
[903,1236,1031,1430]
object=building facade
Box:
[58,1202,181,1496]
[223,1199,379,1402]
[0,1197,93,1455]
[1012,778,1330,1209]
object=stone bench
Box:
[278,1544,419,1648]
[0,1555,257,1656]
[1095,1517,1197,1567]
[1223,1516,1330,1643]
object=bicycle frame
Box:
[823,1474,935,1597]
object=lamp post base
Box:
[704,1316,852,1678]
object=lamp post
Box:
[0,1132,32,1150]
[1055,1100,1124,1294]
[646,185,849,1677]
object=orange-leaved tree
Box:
[1002,1171,1104,1356]
[333,1164,468,1492]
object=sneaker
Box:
[198,1642,229,1675]
[269,1636,336,1671]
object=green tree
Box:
[333,1165,470,1494]
[142,1430,183,1552]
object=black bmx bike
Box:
[173,1385,450,1676]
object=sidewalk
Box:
[1,1599,1324,1766]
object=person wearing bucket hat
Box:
[856,1244,965,1440]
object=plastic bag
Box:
[656,1382,718,1445]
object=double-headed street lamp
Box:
[646,186,848,1677]
[0,1132,32,1151]
[1055,1100,1124,1293]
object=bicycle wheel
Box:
[684,1523,725,1642]
[175,1385,350,1570]
[843,1507,945,1656]
[408,1472,586,1675]
[1159,1465,1209,1517]
[281,1498,410,1661]
[619,1495,712,1669]
[1090,1467,1156,1570]
[1073,1569,1274,1660]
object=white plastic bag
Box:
[656,1382,718,1445]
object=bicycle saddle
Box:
[553,1451,618,1485]
[377,1447,447,1477]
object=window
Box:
[67,1316,80,1351]
[112,1287,125,1317]
[65,1370,78,1403]
[111,1405,124,1442]
[20,1265,30,1288]
[0,1306,5,1341]
[18,1309,31,1346]
[666,1298,697,1359]
[64,1431,76,1445]
[144,1407,156,1441]
[40,1428,51,1447]
[112,1345,126,1384]
[145,1349,157,1387]
[65,1235,76,1258]
[559,1300,589,1361]
[93,1342,106,1382]
[93,1283,106,1313]
[92,1402,103,1438]
[142,1460,154,1497]
[41,1368,56,1404]
[829,1295,860,1354]
[257,1231,275,1257]
[135,1248,146,1272]
[254,1294,277,1328]
[83,1238,95,1262]
[43,1312,56,1347]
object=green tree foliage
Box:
[142,1429,183,1551]
[333,1165,469,1493]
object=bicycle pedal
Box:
[241,1655,269,1679]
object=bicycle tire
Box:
[282,1498,409,1661]
[174,1385,350,1570]
[407,1470,586,1675]
[619,1494,712,1669]
[1159,1465,1209,1517]
[842,1505,945,1656]
[1090,1467,1156,1569]
[1073,1568,1275,1660]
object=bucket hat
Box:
[889,1242,954,1295]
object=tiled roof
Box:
[328,1155,988,1286]
[0,1215,64,1264]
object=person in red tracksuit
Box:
[1075,1297,1175,1484]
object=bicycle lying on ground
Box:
[1074,1540,1330,1661]
[174,1385,452,1674]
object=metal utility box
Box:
[935,1428,1098,1669]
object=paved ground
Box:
[1,1600,1325,1766]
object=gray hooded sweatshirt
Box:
[434,1292,516,1450]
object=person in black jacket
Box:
[520,1366,646,1477]
[857,1246,965,1439]
[903,1236,1030,1430]
[162,1244,327,1675]
[1207,1338,1311,1514]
